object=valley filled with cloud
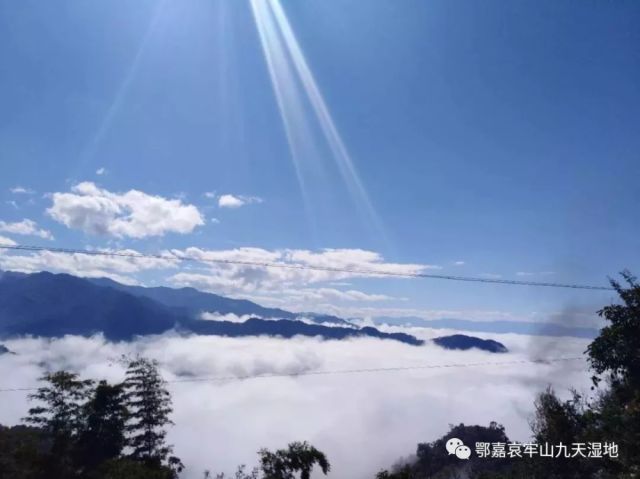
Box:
[0,328,592,478]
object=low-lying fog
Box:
[0,325,592,478]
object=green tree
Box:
[587,271,640,388]
[585,271,640,475]
[23,370,93,478]
[123,356,183,477]
[76,380,129,471]
[259,441,330,479]
[375,465,413,479]
[527,387,601,479]
[0,424,45,479]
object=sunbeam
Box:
[250,0,386,240]
[250,0,315,210]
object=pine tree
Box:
[23,370,93,478]
[123,356,183,476]
[76,380,129,470]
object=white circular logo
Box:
[455,445,471,460]
[445,438,471,460]
[446,438,464,455]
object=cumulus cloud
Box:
[96,167,106,175]
[454,261,465,266]
[168,247,437,294]
[0,247,178,284]
[218,194,263,209]
[0,219,54,240]
[0,235,17,247]
[46,182,204,238]
[0,332,593,479]
[0,243,436,314]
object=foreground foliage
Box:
[0,356,181,479]
[211,442,330,479]
[377,272,640,479]
[1,271,638,478]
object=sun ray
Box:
[250,0,386,240]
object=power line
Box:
[0,244,614,291]
[0,357,583,392]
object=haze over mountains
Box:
[0,270,515,352]
[0,271,417,344]
[88,277,351,326]
[372,316,599,339]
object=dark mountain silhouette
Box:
[189,318,423,344]
[432,334,508,353]
[0,271,419,345]
[0,272,181,339]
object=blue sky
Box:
[0,0,638,325]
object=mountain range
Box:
[0,271,507,352]
[432,334,508,353]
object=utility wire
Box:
[0,244,614,291]
[0,357,583,393]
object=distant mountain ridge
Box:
[0,271,509,352]
[373,316,599,339]
[88,277,352,326]
[432,334,508,353]
[0,271,420,345]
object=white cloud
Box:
[0,243,431,312]
[239,300,540,324]
[46,182,204,238]
[167,247,437,296]
[280,287,397,303]
[0,235,17,247]
[454,261,465,266]
[200,312,258,323]
[9,186,34,195]
[0,247,178,284]
[0,219,54,240]
[218,194,263,209]
[0,333,593,479]
[96,167,106,175]
[204,192,216,199]
[218,194,244,208]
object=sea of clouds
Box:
[0,326,593,478]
